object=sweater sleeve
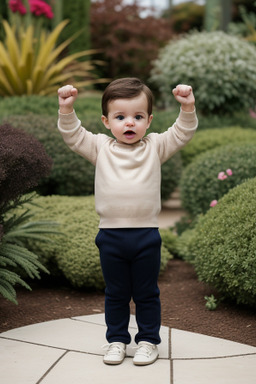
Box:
[57,110,107,166]
[150,108,198,164]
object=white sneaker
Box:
[133,341,159,366]
[103,342,126,365]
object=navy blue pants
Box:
[95,228,161,345]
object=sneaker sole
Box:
[103,357,126,365]
[133,354,159,366]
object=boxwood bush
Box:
[25,195,173,289]
[183,178,256,307]
[180,127,256,167]
[4,114,182,200]
[180,143,256,216]
[0,94,102,119]
[150,31,256,114]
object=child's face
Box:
[101,92,153,145]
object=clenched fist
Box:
[58,85,78,114]
[172,84,195,112]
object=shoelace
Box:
[133,343,154,357]
[102,343,125,356]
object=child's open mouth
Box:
[124,130,136,139]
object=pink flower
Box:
[9,0,27,15]
[249,109,256,119]
[226,168,233,176]
[29,0,54,19]
[210,200,218,207]
[218,172,227,180]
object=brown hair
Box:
[101,77,153,116]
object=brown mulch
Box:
[0,259,255,346]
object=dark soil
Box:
[0,259,255,346]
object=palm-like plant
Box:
[0,19,107,96]
[0,195,62,304]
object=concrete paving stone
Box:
[171,328,256,359]
[0,337,64,384]
[40,351,171,384]
[1,315,169,358]
[173,355,256,384]
[0,318,106,355]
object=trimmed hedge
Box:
[159,228,178,256]
[4,114,182,200]
[0,94,102,119]
[180,127,256,167]
[180,143,256,216]
[25,195,173,289]
[182,178,256,307]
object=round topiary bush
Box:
[4,114,182,200]
[0,122,52,208]
[180,143,256,216]
[25,195,104,289]
[180,127,256,167]
[186,178,256,307]
[26,195,172,289]
[150,31,256,114]
[4,115,101,196]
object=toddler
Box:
[57,78,198,366]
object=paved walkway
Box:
[1,313,256,383]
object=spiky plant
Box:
[0,194,62,304]
[0,19,107,96]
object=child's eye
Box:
[135,115,143,120]
[116,115,124,120]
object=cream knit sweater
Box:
[58,109,198,228]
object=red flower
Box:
[29,0,54,19]
[9,0,27,15]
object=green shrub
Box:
[4,114,182,200]
[186,178,256,307]
[175,228,197,262]
[0,94,102,119]
[62,0,91,53]
[180,143,256,216]
[180,127,256,167]
[159,228,177,256]
[150,31,256,114]
[26,195,172,289]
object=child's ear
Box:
[147,114,153,129]
[101,115,110,130]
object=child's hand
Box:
[58,85,78,114]
[172,84,195,112]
